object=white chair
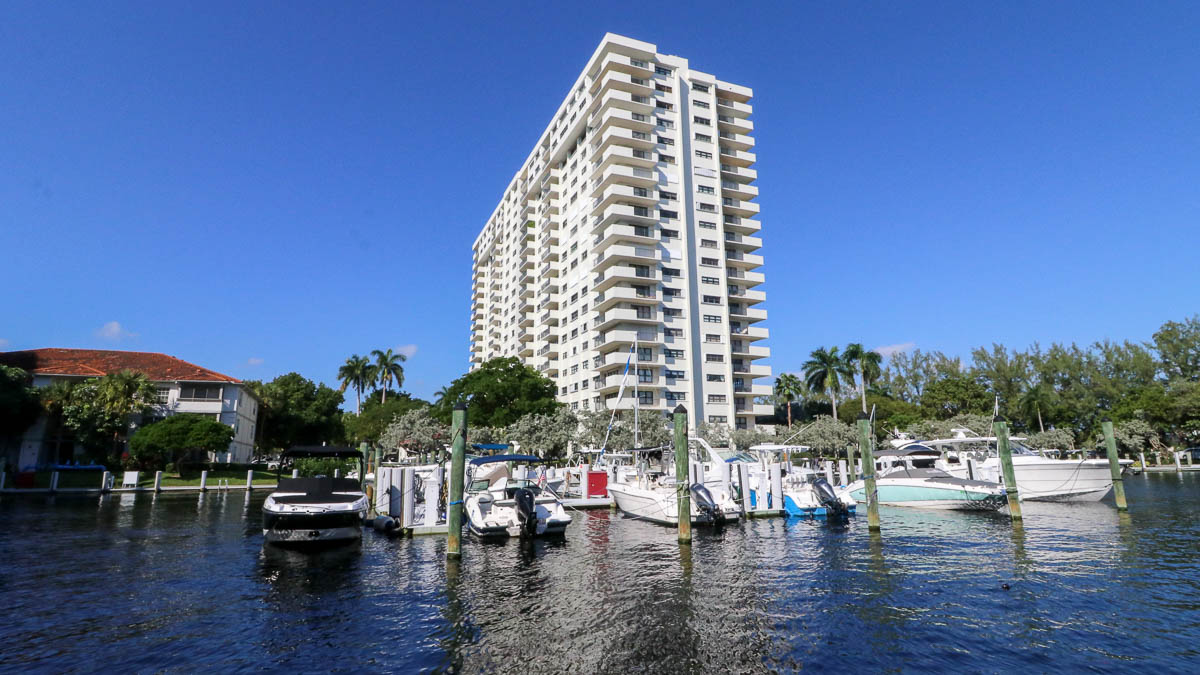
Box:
[122,471,139,488]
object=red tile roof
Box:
[0,348,240,383]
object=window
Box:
[663,287,681,299]
[664,307,682,317]
[699,220,716,230]
[701,276,719,284]
[665,369,685,379]
[638,390,655,404]
[655,66,672,76]
[700,257,719,267]
[695,150,712,159]
[665,328,684,337]
[632,130,649,141]
[692,83,709,93]
[695,133,712,143]
[665,391,687,401]
[701,239,718,248]
[665,348,684,358]
[659,190,677,200]
[633,187,648,198]
[697,185,714,195]
[706,354,725,363]
[632,112,648,122]
[707,375,726,383]
[655,101,673,111]
[694,116,710,125]
[708,415,728,423]
[662,267,680,277]
[699,203,716,212]
[708,394,727,403]
[155,387,170,404]
[693,100,710,109]
[658,154,675,165]
[638,368,653,383]
[661,229,678,239]
[702,295,721,304]
[703,314,722,323]
[655,83,672,93]
[179,384,221,401]
[657,117,674,129]
[638,347,653,361]
[632,59,648,68]
[657,136,674,146]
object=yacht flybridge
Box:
[262,447,369,547]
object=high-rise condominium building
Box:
[470,33,772,430]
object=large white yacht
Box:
[925,432,1132,501]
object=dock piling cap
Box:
[857,411,869,421]
[673,404,687,415]
[453,402,467,411]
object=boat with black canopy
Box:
[262,446,369,546]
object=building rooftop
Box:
[0,348,241,383]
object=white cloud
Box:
[96,321,136,341]
[246,357,264,366]
[873,342,915,358]
[396,344,418,359]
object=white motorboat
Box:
[608,474,742,526]
[262,447,369,546]
[927,434,1133,501]
[464,454,572,539]
[746,444,856,518]
[840,444,1008,511]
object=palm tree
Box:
[337,354,374,414]
[434,386,451,406]
[803,346,852,423]
[774,373,804,429]
[370,348,407,403]
[94,370,158,452]
[1019,383,1053,433]
[844,343,884,414]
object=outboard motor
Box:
[690,483,723,524]
[514,487,539,538]
[811,476,848,519]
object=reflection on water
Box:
[0,475,1198,671]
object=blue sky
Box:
[2,1,1198,403]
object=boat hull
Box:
[846,479,1007,511]
[608,483,740,525]
[948,457,1130,501]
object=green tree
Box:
[920,372,992,419]
[1153,315,1200,381]
[254,373,345,451]
[1019,383,1055,433]
[773,372,804,428]
[843,343,883,414]
[803,347,852,423]
[794,415,857,456]
[432,357,559,427]
[59,380,126,460]
[337,354,375,415]
[694,420,731,447]
[370,348,407,403]
[379,407,448,458]
[0,366,41,441]
[342,391,429,445]
[128,414,234,469]
[970,343,1029,418]
[886,348,934,403]
[1025,428,1075,451]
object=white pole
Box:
[580,463,591,499]
[50,471,60,493]
[1175,451,1183,474]
[425,466,440,526]
[824,460,834,485]
[199,470,208,491]
[401,468,416,528]
[769,463,783,513]
[838,460,848,486]
[291,468,299,478]
[737,463,752,514]
[100,471,110,492]
[245,469,254,490]
[334,468,340,478]
[154,471,163,492]
[1139,453,1146,471]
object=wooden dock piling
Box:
[857,413,880,531]
[1101,419,1128,511]
[993,420,1022,520]
[673,405,691,544]
[447,403,467,559]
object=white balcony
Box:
[593,222,657,251]
[593,285,658,311]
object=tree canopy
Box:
[248,373,344,452]
[128,414,234,469]
[431,357,559,428]
[0,366,41,439]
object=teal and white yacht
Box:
[840,443,1007,511]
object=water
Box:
[1,474,1198,673]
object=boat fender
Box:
[373,515,400,535]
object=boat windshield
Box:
[718,450,757,463]
[1008,440,1039,456]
